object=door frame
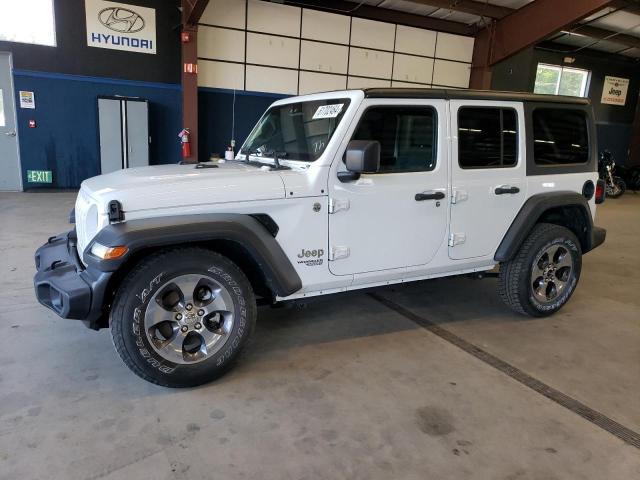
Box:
[0,51,23,191]
[327,97,450,278]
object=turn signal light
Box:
[91,243,129,260]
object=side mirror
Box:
[339,140,380,182]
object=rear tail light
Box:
[595,179,606,204]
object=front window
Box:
[351,106,437,173]
[241,99,351,162]
[534,63,590,97]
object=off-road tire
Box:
[498,223,582,317]
[110,247,256,387]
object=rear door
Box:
[449,100,527,260]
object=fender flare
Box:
[494,191,595,262]
[84,213,302,297]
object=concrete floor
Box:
[0,191,638,480]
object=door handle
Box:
[495,185,520,195]
[415,191,445,201]
[4,131,16,137]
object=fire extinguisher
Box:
[178,128,191,158]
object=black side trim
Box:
[250,214,279,237]
[86,213,302,297]
[495,191,600,262]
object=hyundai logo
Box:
[98,7,145,33]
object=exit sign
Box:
[27,170,53,183]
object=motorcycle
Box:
[599,150,626,198]
[616,163,640,192]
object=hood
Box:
[82,162,286,213]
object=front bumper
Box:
[34,231,112,329]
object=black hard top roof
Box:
[363,88,591,105]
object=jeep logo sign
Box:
[601,76,629,106]
[85,0,156,54]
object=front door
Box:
[328,100,448,276]
[448,100,527,260]
[0,53,22,191]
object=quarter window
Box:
[458,108,518,169]
[533,109,589,165]
[351,107,437,173]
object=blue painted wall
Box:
[14,70,181,189]
[198,88,286,161]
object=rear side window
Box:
[533,108,589,165]
[351,106,437,173]
[458,108,518,169]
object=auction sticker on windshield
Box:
[313,104,344,119]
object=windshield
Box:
[241,98,351,162]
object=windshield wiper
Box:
[239,148,290,170]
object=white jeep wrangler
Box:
[34,88,606,387]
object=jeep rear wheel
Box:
[498,223,582,317]
[110,247,256,387]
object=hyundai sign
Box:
[85,0,156,54]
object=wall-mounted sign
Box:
[27,170,52,183]
[601,76,629,106]
[19,91,35,109]
[85,0,156,54]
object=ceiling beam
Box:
[281,0,473,36]
[565,25,640,50]
[401,0,512,19]
[406,0,640,51]
[182,0,210,27]
[470,0,616,89]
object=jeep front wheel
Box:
[498,223,582,317]
[110,247,256,387]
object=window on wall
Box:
[458,108,518,169]
[533,108,589,165]
[0,0,56,46]
[351,106,437,173]
[533,63,590,97]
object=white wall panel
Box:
[198,26,245,62]
[348,47,393,79]
[246,65,298,95]
[395,25,436,57]
[198,60,244,90]
[347,77,391,89]
[300,40,348,74]
[246,32,300,69]
[301,9,350,44]
[435,33,474,62]
[432,59,471,88]
[350,18,395,51]
[392,54,434,85]
[299,71,346,95]
[200,0,246,29]
[247,0,301,37]
[392,81,431,88]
